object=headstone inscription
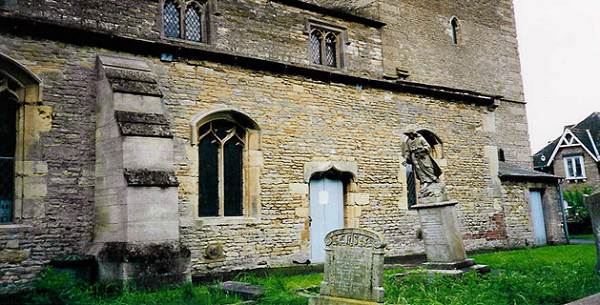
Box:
[309,228,386,305]
[584,192,600,274]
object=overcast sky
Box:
[513,0,600,153]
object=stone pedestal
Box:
[584,192,600,274]
[413,201,488,274]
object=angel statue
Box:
[402,125,448,204]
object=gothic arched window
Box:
[198,120,246,217]
[0,79,18,224]
[185,3,203,42]
[163,0,181,38]
[324,33,337,67]
[307,21,344,68]
[451,17,459,45]
[309,30,323,65]
[163,0,209,43]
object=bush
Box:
[564,185,593,223]
[25,268,93,305]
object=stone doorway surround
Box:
[291,160,372,262]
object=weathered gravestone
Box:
[309,228,386,305]
[584,192,600,274]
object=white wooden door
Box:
[530,191,547,245]
[309,177,344,263]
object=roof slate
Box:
[499,162,561,182]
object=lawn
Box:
[19,244,600,305]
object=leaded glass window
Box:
[307,23,343,68]
[164,0,181,38]
[324,33,337,67]
[164,0,209,43]
[309,30,323,65]
[0,89,17,224]
[198,120,245,217]
[185,5,202,42]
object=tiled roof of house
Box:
[499,162,561,182]
[533,112,600,169]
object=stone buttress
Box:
[89,55,190,286]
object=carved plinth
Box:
[413,201,489,275]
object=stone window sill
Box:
[0,223,32,233]
[196,216,259,226]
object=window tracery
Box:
[307,21,345,68]
[198,120,246,217]
[163,0,209,43]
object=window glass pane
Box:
[199,132,219,217]
[164,0,181,38]
[574,157,583,177]
[185,5,202,42]
[324,33,337,67]
[451,18,459,45]
[223,138,243,216]
[566,158,575,177]
[0,95,16,223]
[309,31,322,65]
[406,164,417,208]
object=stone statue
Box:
[403,125,448,204]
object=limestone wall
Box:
[0,0,538,289]
[379,0,523,102]
[501,181,566,247]
[3,0,524,97]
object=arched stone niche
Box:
[189,107,262,223]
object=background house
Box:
[534,112,600,190]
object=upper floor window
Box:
[450,17,459,45]
[198,120,245,217]
[307,20,345,68]
[563,155,585,179]
[163,0,209,43]
[0,78,17,224]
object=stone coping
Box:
[412,200,459,210]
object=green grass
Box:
[21,245,600,305]
[386,245,600,305]
[571,234,595,240]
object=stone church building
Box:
[0,0,566,289]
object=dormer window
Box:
[307,20,346,68]
[163,0,210,43]
[563,155,585,179]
